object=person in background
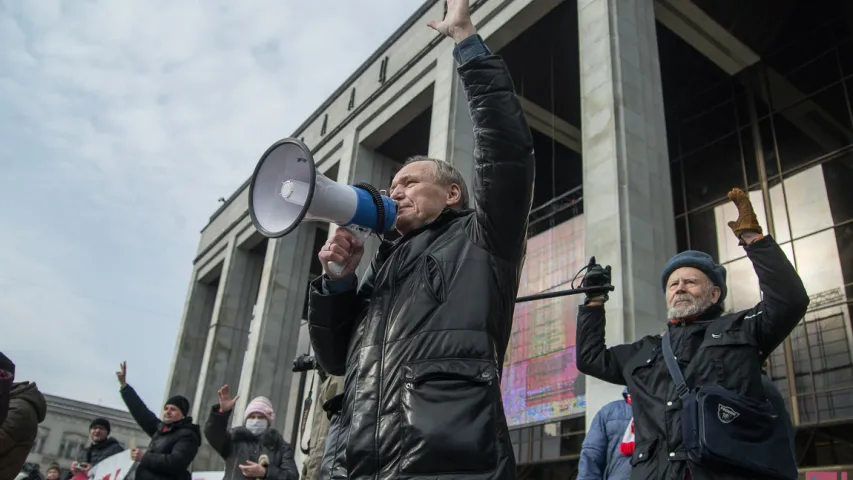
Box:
[16,462,43,480]
[0,352,13,425]
[578,389,634,480]
[204,384,298,480]
[0,353,47,480]
[45,462,61,480]
[116,361,201,480]
[69,417,125,477]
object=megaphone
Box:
[248,138,398,275]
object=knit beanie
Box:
[661,250,727,304]
[165,395,190,417]
[89,417,111,434]
[0,352,14,376]
[244,396,276,424]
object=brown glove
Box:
[726,188,763,238]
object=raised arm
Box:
[119,385,160,437]
[431,0,535,262]
[724,189,809,355]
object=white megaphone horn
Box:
[248,138,398,275]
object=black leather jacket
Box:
[307,43,535,480]
[120,385,201,480]
[576,236,809,480]
[203,405,298,480]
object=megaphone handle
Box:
[327,225,372,276]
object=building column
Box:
[163,268,219,405]
[428,49,475,200]
[231,224,317,438]
[578,0,677,427]
[191,237,266,469]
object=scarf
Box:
[619,395,635,456]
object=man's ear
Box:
[445,183,462,207]
[710,285,721,304]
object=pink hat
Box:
[244,396,276,424]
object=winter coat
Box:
[307,38,534,480]
[302,375,343,480]
[317,394,345,480]
[576,235,809,480]
[761,375,796,457]
[0,369,11,425]
[578,388,633,479]
[76,437,125,467]
[120,385,201,480]
[0,382,47,480]
[203,405,298,480]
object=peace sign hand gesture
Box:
[116,361,127,388]
[428,0,476,44]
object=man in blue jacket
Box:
[578,389,633,479]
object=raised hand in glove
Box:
[726,188,763,245]
[582,257,612,303]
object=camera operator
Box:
[576,188,809,480]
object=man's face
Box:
[389,161,461,235]
[162,404,185,424]
[89,425,108,442]
[665,267,721,319]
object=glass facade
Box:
[659,0,853,454]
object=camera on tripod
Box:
[292,353,317,373]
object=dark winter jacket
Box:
[761,375,796,457]
[0,382,47,480]
[203,405,298,480]
[578,388,633,479]
[317,394,345,480]
[120,385,201,480]
[76,437,125,467]
[577,235,809,480]
[307,35,535,480]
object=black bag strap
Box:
[662,331,691,398]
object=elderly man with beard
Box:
[576,188,809,480]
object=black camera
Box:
[292,353,317,373]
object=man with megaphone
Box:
[305,1,534,478]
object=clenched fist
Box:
[726,188,763,242]
[319,227,365,279]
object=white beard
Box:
[667,292,715,319]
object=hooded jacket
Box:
[576,235,809,480]
[120,385,201,480]
[204,405,298,480]
[307,35,535,480]
[0,382,47,480]
[578,388,633,479]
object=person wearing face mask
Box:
[116,362,201,480]
[69,417,125,477]
[204,384,298,480]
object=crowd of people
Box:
[1,1,811,479]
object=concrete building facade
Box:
[26,394,145,473]
[167,0,853,475]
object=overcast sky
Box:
[0,0,425,412]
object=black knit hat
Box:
[0,352,14,377]
[165,395,190,417]
[90,417,111,434]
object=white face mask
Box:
[245,418,268,436]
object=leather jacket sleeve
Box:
[119,385,160,438]
[457,51,535,262]
[203,405,233,459]
[740,235,810,356]
[575,305,643,385]
[308,260,377,375]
